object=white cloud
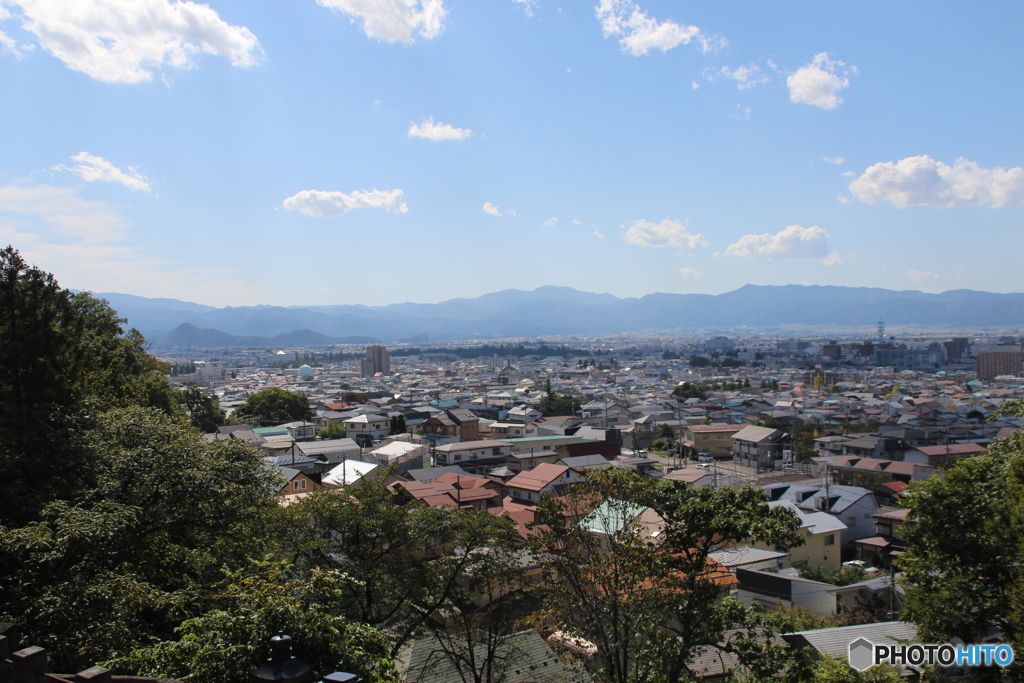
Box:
[408,116,473,141]
[596,0,724,56]
[317,0,446,43]
[512,0,536,17]
[725,225,830,260]
[823,156,845,165]
[4,0,262,83]
[591,230,605,239]
[622,218,708,250]
[543,217,559,226]
[707,63,770,89]
[821,251,844,266]
[679,267,701,278]
[0,184,256,304]
[573,219,581,225]
[282,189,408,217]
[849,155,1024,209]
[905,270,940,284]
[690,80,699,90]
[53,152,151,192]
[0,184,130,242]
[787,52,855,110]
[482,202,501,217]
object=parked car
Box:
[698,453,714,462]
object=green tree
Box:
[318,423,347,439]
[812,655,903,683]
[179,384,226,433]
[279,481,520,658]
[0,246,179,526]
[672,382,707,401]
[108,563,397,683]
[531,468,805,683]
[0,406,280,672]
[898,423,1024,650]
[233,387,311,426]
[389,414,407,435]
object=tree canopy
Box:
[530,467,805,683]
[232,387,311,426]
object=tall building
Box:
[976,344,1022,380]
[360,345,391,376]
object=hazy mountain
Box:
[156,323,378,349]
[95,285,1024,348]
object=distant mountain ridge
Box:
[87,285,1024,348]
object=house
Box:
[829,575,903,620]
[321,458,381,487]
[280,421,318,441]
[342,413,390,444]
[730,425,786,471]
[683,424,745,459]
[735,568,837,617]
[273,465,321,496]
[390,473,504,510]
[506,463,584,503]
[748,501,845,572]
[709,546,789,575]
[762,484,879,549]
[781,622,918,673]
[852,508,916,569]
[840,434,913,461]
[487,421,539,439]
[446,408,480,441]
[433,440,514,474]
[507,404,543,423]
[904,442,985,467]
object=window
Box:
[824,534,835,546]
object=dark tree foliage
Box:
[898,405,1024,651]
[0,246,179,525]
[531,468,806,683]
[232,387,311,426]
[179,384,226,433]
[0,407,280,671]
[278,481,520,658]
[389,414,407,435]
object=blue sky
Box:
[1,0,1022,307]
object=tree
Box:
[812,655,903,683]
[672,382,706,401]
[415,547,538,683]
[278,481,520,658]
[897,423,1024,650]
[657,424,676,441]
[389,414,407,435]
[530,468,805,683]
[318,423,347,439]
[233,387,311,426]
[179,384,226,433]
[107,563,397,683]
[0,406,280,672]
[0,246,179,526]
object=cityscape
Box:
[2,0,1023,681]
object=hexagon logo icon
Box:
[848,638,875,672]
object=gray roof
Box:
[404,465,474,484]
[398,630,590,683]
[763,483,875,514]
[709,545,788,567]
[559,454,613,469]
[733,425,785,443]
[783,621,918,660]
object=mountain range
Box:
[86,285,1024,348]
